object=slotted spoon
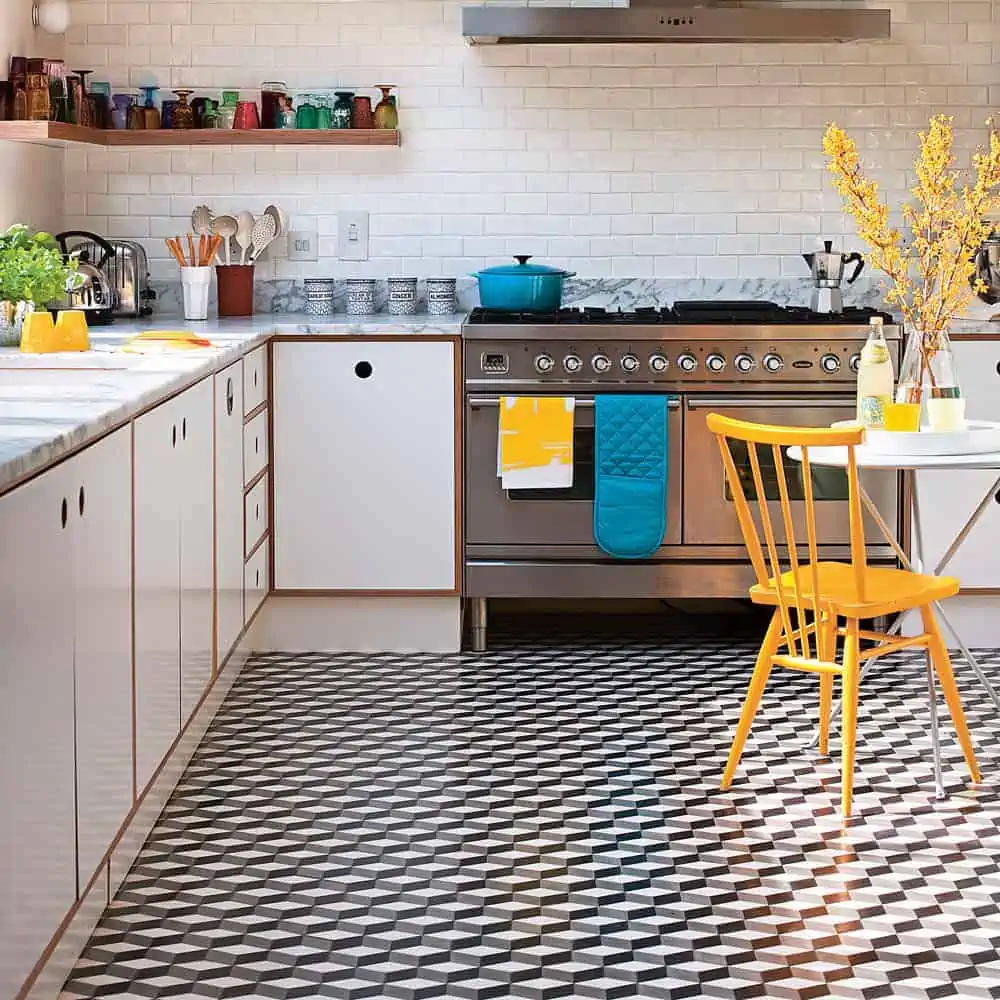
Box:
[249,212,279,262]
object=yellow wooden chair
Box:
[707,413,981,816]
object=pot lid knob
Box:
[514,255,532,266]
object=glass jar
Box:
[260,80,286,129]
[315,93,332,130]
[279,94,296,129]
[896,324,963,430]
[373,85,398,130]
[332,91,353,129]
[216,101,236,130]
[295,93,318,130]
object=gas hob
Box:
[462,300,899,387]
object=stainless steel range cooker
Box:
[463,302,901,651]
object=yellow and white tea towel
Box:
[498,396,575,489]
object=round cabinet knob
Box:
[563,354,583,374]
[706,353,726,373]
[591,354,611,374]
[762,353,784,373]
[621,354,640,374]
[849,353,861,374]
[534,353,555,374]
[734,353,755,374]
[820,353,842,374]
[677,353,697,373]
[649,354,669,374]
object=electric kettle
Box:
[802,240,865,313]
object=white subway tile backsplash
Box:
[63,0,998,284]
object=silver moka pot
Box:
[972,231,1000,318]
[802,240,865,313]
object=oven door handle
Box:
[686,396,848,409]
[468,396,680,410]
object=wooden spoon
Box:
[211,214,238,267]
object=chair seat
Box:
[749,561,960,618]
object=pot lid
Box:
[476,255,572,277]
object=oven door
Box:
[684,396,898,549]
[466,394,682,549]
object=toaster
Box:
[56,231,156,318]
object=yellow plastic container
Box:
[54,310,90,351]
[19,311,59,353]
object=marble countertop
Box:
[0,313,466,495]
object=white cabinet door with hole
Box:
[215,363,244,665]
[134,396,182,793]
[72,427,134,888]
[273,340,456,591]
[178,378,215,723]
[0,464,76,1000]
[915,341,1000,588]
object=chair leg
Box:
[841,619,861,817]
[921,605,982,784]
[818,673,833,757]
[721,610,782,791]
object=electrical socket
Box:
[287,229,318,262]
[338,211,370,261]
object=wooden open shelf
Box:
[0,121,401,147]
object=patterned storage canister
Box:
[425,277,457,316]
[303,278,335,317]
[345,277,377,316]
[387,277,418,316]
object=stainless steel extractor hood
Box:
[462,1,890,44]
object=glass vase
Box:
[896,324,963,430]
[0,301,36,347]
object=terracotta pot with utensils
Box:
[216,265,255,317]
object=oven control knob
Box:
[820,353,842,374]
[734,353,755,374]
[762,353,784,373]
[621,354,641,374]
[592,354,611,374]
[677,353,698,373]
[706,353,726,373]
[649,354,669,374]
[563,354,583,374]
[534,353,555,374]
[849,353,861,374]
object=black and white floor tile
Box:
[61,617,1000,1000]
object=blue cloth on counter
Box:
[593,394,670,559]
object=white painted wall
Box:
[0,0,64,231]
[62,0,998,282]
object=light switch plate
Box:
[287,230,318,262]
[338,211,370,261]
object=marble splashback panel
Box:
[153,274,895,317]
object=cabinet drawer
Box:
[244,408,269,485]
[244,535,269,624]
[243,347,268,416]
[245,474,269,557]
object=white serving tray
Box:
[863,420,1000,456]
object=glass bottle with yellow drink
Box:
[856,316,894,429]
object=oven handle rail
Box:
[686,396,849,409]
[468,396,681,410]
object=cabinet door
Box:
[274,340,456,591]
[215,363,244,666]
[0,465,76,1000]
[72,428,134,888]
[178,379,215,724]
[134,397,181,793]
[916,341,1000,587]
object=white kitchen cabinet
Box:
[914,341,1000,588]
[216,363,245,665]
[72,427,134,889]
[243,345,268,415]
[245,536,270,624]
[273,339,457,591]
[134,378,215,793]
[179,379,215,723]
[0,463,77,1000]
[244,407,269,485]
[245,473,269,557]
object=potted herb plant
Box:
[0,225,79,346]
[823,116,1000,429]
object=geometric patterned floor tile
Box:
[60,615,1000,999]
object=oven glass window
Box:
[726,441,848,502]
[508,425,595,501]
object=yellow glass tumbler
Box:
[19,310,59,353]
[55,310,90,351]
[883,401,921,432]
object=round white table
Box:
[787,444,1000,798]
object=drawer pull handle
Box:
[61,497,68,529]
[79,485,85,517]
[172,424,177,448]
[255,436,259,454]
[182,417,187,441]
[256,569,260,586]
[226,378,234,416]
[355,361,373,379]
[255,503,260,519]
